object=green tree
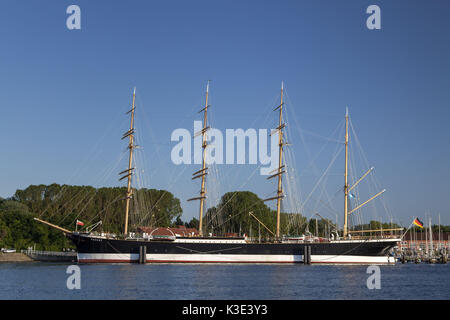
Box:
[185,217,199,229]
[203,191,308,238]
[2,184,183,249]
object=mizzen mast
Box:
[343,107,349,238]
[187,81,211,237]
[264,82,286,240]
[342,108,387,238]
[119,87,136,236]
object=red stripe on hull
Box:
[79,259,137,263]
[311,262,393,265]
[78,259,394,264]
[78,259,300,264]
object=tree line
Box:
[202,191,336,238]
[0,184,182,250]
[1,184,448,250]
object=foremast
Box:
[188,81,211,236]
[119,87,136,237]
[264,82,286,240]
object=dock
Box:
[22,249,78,262]
[0,252,33,263]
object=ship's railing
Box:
[244,236,332,244]
[349,235,402,240]
[245,234,401,243]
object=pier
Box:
[22,249,77,262]
[0,252,33,263]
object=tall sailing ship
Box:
[35,83,401,264]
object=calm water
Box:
[0,262,448,300]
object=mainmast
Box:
[120,87,136,236]
[343,107,349,238]
[188,81,210,237]
[264,82,286,240]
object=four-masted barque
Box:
[35,83,401,264]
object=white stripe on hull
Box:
[78,253,139,263]
[311,255,395,264]
[78,253,395,264]
[146,254,304,263]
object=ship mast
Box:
[341,108,389,238]
[188,81,210,236]
[120,87,136,237]
[275,82,285,239]
[343,107,349,238]
[264,82,286,240]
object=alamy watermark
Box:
[171,121,280,175]
[366,5,381,30]
[366,265,381,289]
[66,5,81,30]
[63,5,380,32]
[66,265,81,290]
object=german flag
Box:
[413,217,424,228]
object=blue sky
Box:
[0,0,449,226]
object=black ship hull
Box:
[68,233,399,264]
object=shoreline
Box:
[0,252,33,263]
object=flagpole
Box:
[400,217,415,240]
[438,213,441,251]
[413,224,416,253]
